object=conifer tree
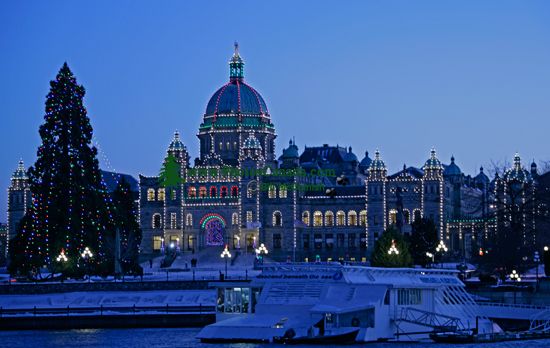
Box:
[112,178,142,275]
[407,218,438,267]
[370,227,413,268]
[11,63,114,276]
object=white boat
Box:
[197,263,501,343]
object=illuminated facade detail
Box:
[147,188,155,201]
[313,211,323,227]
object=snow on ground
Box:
[0,290,216,309]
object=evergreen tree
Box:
[407,218,438,267]
[112,178,142,276]
[370,227,413,268]
[11,63,114,276]
[158,153,182,189]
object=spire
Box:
[12,159,28,180]
[229,41,244,81]
[451,155,455,163]
[513,152,521,170]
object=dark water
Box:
[1,329,550,348]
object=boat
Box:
[196,263,501,343]
[273,327,359,344]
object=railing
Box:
[0,304,215,317]
[394,307,466,332]
[477,302,550,311]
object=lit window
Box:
[221,186,228,198]
[246,211,253,223]
[158,188,165,201]
[313,211,323,227]
[279,185,287,198]
[359,210,367,226]
[325,211,334,227]
[232,212,239,226]
[336,211,345,226]
[273,211,282,227]
[186,213,193,227]
[153,236,162,251]
[389,209,398,225]
[188,187,196,198]
[199,186,207,198]
[231,186,239,197]
[268,185,276,198]
[348,211,357,226]
[147,188,155,201]
[210,186,217,197]
[302,211,310,226]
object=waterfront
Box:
[1,328,550,348]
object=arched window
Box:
[186,213,193,227]
[325,211,334,227]
[403,209,411,224]
[220,186,228,198]
[279,185,287,198]
[199,186,207,198]
[219,142,223,150]
[210,186,217,197]
[359,210,367,226]
[348,211,357,226]
[170,213,177,229]
[268,185,277,198]
[313,211,323,227]
[232,212,239,226]
[336,211,345,226]
[273,211,282,227]
[389,209,398,225]
[231,186,239,197]
[188,187,196,198]
[302,211,310,226]
[226,142,230,150]
[152,213,162,229]
[147,188,155,201]
[158,188,165,201]
[246,211,253,223]
[413,209,422,222]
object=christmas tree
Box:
[112,177,142,276]
[11,63,115,277]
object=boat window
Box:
[223,287,251,314]
[397,289,422,305]
[384,290,390,305]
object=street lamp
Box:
[426,252,434,267]
[255,243,269,265]
[510,269,521,282]
[387,239,399,255]
[436,240,448,268]
[235,235,241,250]
[56,249,68,262]
[56,249,68,283]
[220,244,231,279]
[81,247,93,282]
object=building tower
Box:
[422,149,445,240]
[7,160,31,248]
[366,150,387,248]
[198,43,276,166]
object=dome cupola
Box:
[444,155,462,176]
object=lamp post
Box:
[510,269,521,282]
[56,249,68,282]
[387,239,399,255]
[426,252,435,268]
[81,247,93,282]
[534,251,540,287]
[221,244,231,279]
[255,243,269,265]
[436,240,448,268]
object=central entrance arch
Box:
[200,213,227,246]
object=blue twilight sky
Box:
[1,0,550,222]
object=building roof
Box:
[11,159,28,180]
[101,171,139,192]
[444,156,462,176]
[503,153,532,183]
